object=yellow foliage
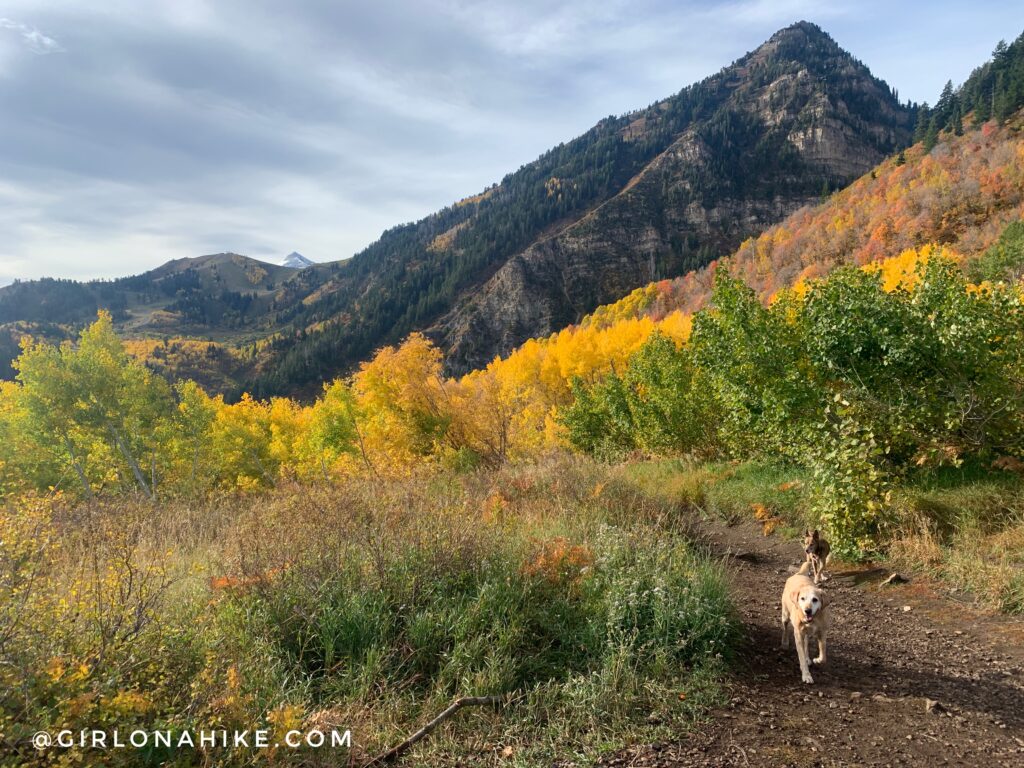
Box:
[452,309,692,455]
[481,490,509,523]
[454,187,494,207]
[866,244,953,291]
[108,689,153,715]
[353,332,449,470]
[775,245,963,303]
[0,239,992,498]
[427,221,468,253]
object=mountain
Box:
[0,22,917,395]
[248,21,914,394]
[282,252,314,269]
[0,253,297,334]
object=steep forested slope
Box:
[248,22,913,393]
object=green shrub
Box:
[968,219,1024,283]
[559,333,722,461]
[237,516,735,705]
[566,255,1024,557]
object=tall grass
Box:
[1,455,738,766]
[887,468,1024,613]
[626,458,812,529]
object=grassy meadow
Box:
[629,458,1024,613]
[1,456,738,766]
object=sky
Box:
[0,1,1020,284]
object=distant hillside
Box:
[0,252,332,391]
[0,253,300,334]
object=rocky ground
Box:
[598,518,1024,767]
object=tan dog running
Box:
[803,528,831,584]
[780,561,829,684]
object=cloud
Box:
[0,18,64,54]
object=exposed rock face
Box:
[434,23,913,372]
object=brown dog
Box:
[803,529,831,584]
[780,561,829,684]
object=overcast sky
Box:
[0,0,1020,284]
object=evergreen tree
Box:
[935,80,956,124]
[913,104,931,143]
[923,116,940,152]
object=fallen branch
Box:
[363,694,509,766]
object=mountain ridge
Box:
[0,21,917,394]
[251,21,915,391]
[282,252,314,269]
[428,21,913,372]
[0,252,298,330]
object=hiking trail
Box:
[599,517,1024,767]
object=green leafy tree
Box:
[13,312,173,498]
[170,380,221,496]
[969,219,1024,283]
[303,380,360,479]
[560,372,636,459]
[690,272,820,458]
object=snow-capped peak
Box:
[282,251,314,269]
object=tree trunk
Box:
[62,434,93,499]
[109,425,152,499]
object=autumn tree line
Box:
[0,301,691,500]
[2,230,1023,554]
[562,238,1024,555]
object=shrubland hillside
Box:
[586,113,1024,324]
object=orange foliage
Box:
[751,502,784,536]
[208,565,288,593]
[522,538,594,587]
[574,121,1024,323]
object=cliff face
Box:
[434,22,914,372]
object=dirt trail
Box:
[599,518,1024,767]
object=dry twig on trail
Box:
[362,694,510,766]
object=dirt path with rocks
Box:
[599,518,1024,767]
